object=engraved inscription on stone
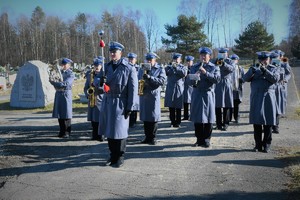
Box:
[19,68,36,101]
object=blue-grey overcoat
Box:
[243,64,280,125]
[183,66,194,103]
[130,63,140,111]
[138,63,166,122]
[273,64,286,115]
[93,73,105,135]
[215,59,234,108]
[232,65,245,102]
[84,70,103,122]
[164,63,188,109]
[100,58,139,139]
[190,62,221,123]
[51,68,74,119]
[275,62,291,115]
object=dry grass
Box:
[276,146,300,199]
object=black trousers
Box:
[91,121,99,139]
[143,121,158,140]
[183,103,190,119]
[107,138,127,163]
[216,107,230,128]
[58,119,71,135]
[233,99,241,121]
[253,124,272,148]
[169,107,181,125]
[129,111,137,127]
[194,123,213,144]
[272,114,280,130]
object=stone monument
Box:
[10,60,55,108]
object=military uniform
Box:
[127,53,140,128]
[100,42,139,167]
[270,50,292,133]
[243,51,280,153]
[189,47,221,147]
[215,48,234,131]
[84,57,104,141]
[183,56,194,120]
[164,53,188,127]
[50,58,75,138]
[230,54,244,123]
[138,52,166,145]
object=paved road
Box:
[0,67,299,200]
[0,94,9,101]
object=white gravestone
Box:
[10,60,55,108]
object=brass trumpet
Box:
[216,59,223,66]
[281,57,288,63]
[255,63,263,68]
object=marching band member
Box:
[243,51,280,153]
[270,50,291,133]
[215,48,234,131]
[138,52,166,145]
[182,55,194,120]
[127,52,140,128]
[50,58,75,138]
[84,57,104,141]
[164,53,188,127]
[189,47,220,147]
[100,42,139,167]
[230,54,245,123]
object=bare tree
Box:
[30,6,45,60]
[0,6,147,67]
[177,0,203,20]
[0,13,10,65]
[17,15,33,64]
[289,0,300,38]
[203,0,218,46]
[256,0,272,31]
[144,9,159,52]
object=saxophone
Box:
[138,72,146,96]
[138,63,151,96]
[87,69,96,107]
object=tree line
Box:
[0,6,147,68]
[0,0,300,69]
[166,0,300,62]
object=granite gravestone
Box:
[10,60,55,108]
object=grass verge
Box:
[276,146,300,199]
[275,106,300,199]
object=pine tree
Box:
[233,21,274,63]
[161,15,210,61]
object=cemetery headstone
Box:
[10,60,55,108]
